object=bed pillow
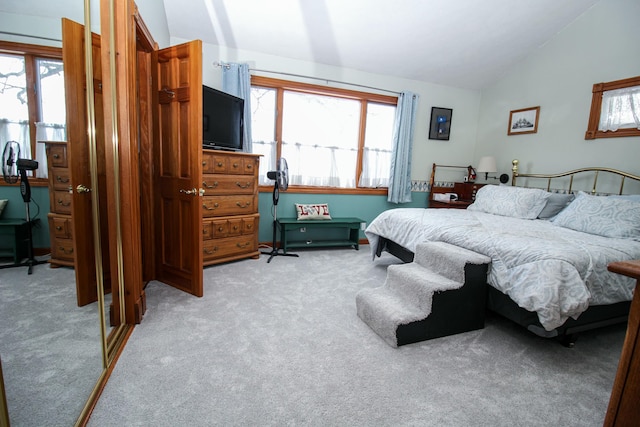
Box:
[467,185,550,219]
[537,193,575,219]
[551,191,640,240]
[0,199,7,218]
[609,194,640,202]
[295,203,332,220]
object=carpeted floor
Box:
[0,258,103,427]
[87,245,625,427]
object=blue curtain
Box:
[387,91,419,203]
[222,62,253,153]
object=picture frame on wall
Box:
[429,107,453,140]
[508,106,540,135]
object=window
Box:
[0,42,66,181]
[585,75,640,140]
[250,76,397,192]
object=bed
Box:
[366,160,640,344]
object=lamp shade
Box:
[477,156,497,173]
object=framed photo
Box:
[429,107,453,140]
[508,106,540,135]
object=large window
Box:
[250,76,397,193]
[585,75,640,140]
[0,42,66,181]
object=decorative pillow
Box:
[551,191,640,240]
[467,185,550,219]
[295,203,332,220]
[537,193,575,220]
[0,199,7,218]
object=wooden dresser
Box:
[45,141,75,267]
[201,150,260,266]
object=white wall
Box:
[475,0,640,177]
[136,0,170,48]
[171,36,482,183]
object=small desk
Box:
[0,218,39,265]
[277,217,364,252]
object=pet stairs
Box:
[356,241,491,347]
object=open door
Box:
[62,18,111,306]
[152,40,204,296]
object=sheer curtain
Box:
[387,91,418,203]
[599,86,640,131]
[0,119,31,175]
[221,62,253,153]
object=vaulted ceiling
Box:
[162,0,600,90]
[1,0,601,91]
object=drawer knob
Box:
[204,181,218,189]
[58,199,71,206]
[59,247,74,254]
[236,201,250,208]
[56,226,62,231]
[236,242,250,248]
[217,162,223,167]
[204,246,218,254]
[53,154,60,159]
[202,161,207,166]
[233,225,238,230]
[218,227,224,232]
[56,176,69,183]
[232,162,239,169]
[235,181,251,189]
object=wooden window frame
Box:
[585,75,640,140]
[251,75,397,195]
[0,41,63,187]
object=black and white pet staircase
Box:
[356,241,491,347]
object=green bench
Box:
[277,217,365,252]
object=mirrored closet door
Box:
[0,0,129,425]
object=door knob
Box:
[76,184,92,193]
[179,188,198,195]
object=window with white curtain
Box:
[598,86,640,132]
[0,44,66,180]
[250,76,396,190]
[585,75,640,140]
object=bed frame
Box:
[375,159,640,346]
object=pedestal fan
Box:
[1,141,45,274]
[261,157,298,263]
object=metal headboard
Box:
[511,159,640,195]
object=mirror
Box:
[0,0,126,424]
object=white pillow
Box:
[295,203,332,220]
[551,191,640,240]
[467,185,550,219]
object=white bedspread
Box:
[365,208,640,331]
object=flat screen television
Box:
[202,85,244,151]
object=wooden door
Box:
[61,18,111,306]
[152,40,204,297]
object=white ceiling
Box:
[1,0,600,91]
[162,0,600,90]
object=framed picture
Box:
[429,107,453,140]
[508,106,540,135]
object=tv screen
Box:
[202,85,244,151]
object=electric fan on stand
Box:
[1,141,45,274]
[261,157,299,263]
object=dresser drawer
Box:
[46,143,69,168]
[203,235,257,261]
[50,237,75,262]
[202,152,258,175]
[203,214,259,240]
[51,190,72,215]
[202,194,256,217]
[50,167,72,191]
[48,214,73,239]
[202,174,256,195]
